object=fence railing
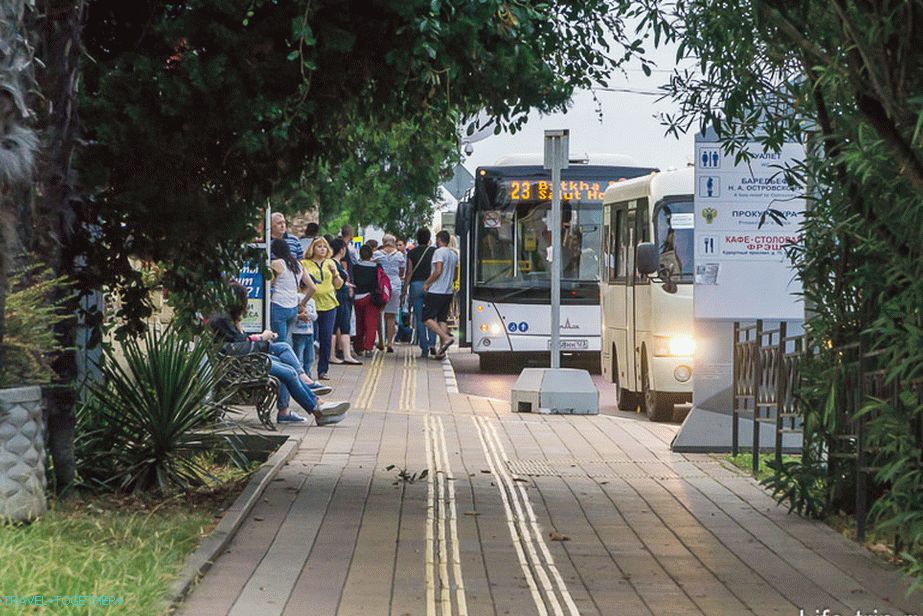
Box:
[732,321,923,540]
[732,321,806,469]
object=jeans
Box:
[270,303,299,345]
[315,309,337,376]
[409,280,436,352]
[291,333,315,379]
[268,341,302,371]
[268,358,317,413]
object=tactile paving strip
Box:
[504,458,742,480]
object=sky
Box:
[459,40,696,180]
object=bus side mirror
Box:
[636,242,658,275]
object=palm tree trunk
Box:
[32,0,86,494]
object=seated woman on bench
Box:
[210,281,350,424]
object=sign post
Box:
[509,129,597,416]
[543,129,569,369]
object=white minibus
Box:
[600,167,695,421]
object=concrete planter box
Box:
[0,386,47,522]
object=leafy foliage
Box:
[635,0,923,585]
[0,265,73,387]
[75,327,236,494]
[75,0,650,332]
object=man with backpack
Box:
[351,244,388,356]
[422,230,459,360]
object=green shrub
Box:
[75,327,241,494]
[0,266,73,388]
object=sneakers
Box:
[318,401,350,417]
[429,347,436,356]
[277,413,307,423]
[315,413,345,426]
[308,383,333,396]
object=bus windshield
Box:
[654,200,695,283]
[473,169,631,290]
[476,202,602,287]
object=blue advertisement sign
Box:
[236,262,266,333]
[237,265,264,300]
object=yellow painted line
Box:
[399,348,418,411]
[471,416,549,616]
[356,351,385,409]
[424,415,437,616]
[436,416,468,616]
[409,350,417,411]
[482,417,580,616]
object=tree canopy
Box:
[77,0,650,327]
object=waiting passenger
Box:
[210,282,349,425]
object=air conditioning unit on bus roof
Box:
[492,153,639,166]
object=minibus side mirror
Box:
[636,242,658,275]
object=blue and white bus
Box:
[457,154,657,371]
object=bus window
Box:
[634,198,650,284]
[476,210,515,284]
[616,206,630,281]
[654,200,695,283]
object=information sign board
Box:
[693,140,805,320]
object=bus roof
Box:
[491,153,640,167]
[602,166,694,205]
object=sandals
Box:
[437,337,455,356]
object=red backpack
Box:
[372,264,392,308]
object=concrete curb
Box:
[166,434,301,611]
[441,355,459,393]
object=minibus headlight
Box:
[653,335,695,357]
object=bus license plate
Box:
[549,339,589,350]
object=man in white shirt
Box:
[422,230,459,359]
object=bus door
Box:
[624,206,639,390]
[457,199,472,346]
[632,198,652,388]
[604,202,632,388]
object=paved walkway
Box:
[178,347,921,616]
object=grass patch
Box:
[0,461,252,615]
[724,452,798,482]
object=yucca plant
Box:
[76,327,239,494]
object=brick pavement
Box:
[177,346,922,616]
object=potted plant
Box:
[0,268,72,522]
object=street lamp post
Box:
[544,129,569,369]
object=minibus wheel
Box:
[614,352,638,411]
[641,354,673,422]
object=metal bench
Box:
[215,353,279,431]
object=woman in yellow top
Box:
[302,238,343,380]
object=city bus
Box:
[600,167,694,421]
[457,154,657,371]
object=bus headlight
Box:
[480,323,502,335]
[653,335,695,357]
